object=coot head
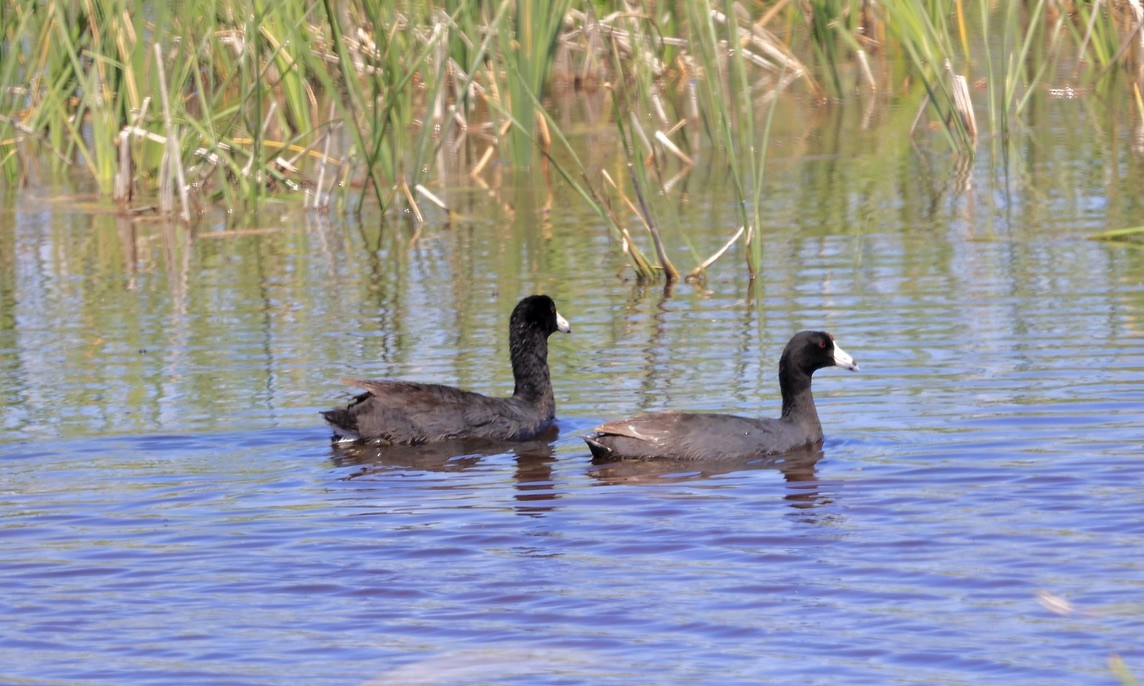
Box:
[783,330,859,376]
[513,294,571,336]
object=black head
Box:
[511,295,572,336]
[781,330,859,376]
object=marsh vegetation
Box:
[3,0,1143,275]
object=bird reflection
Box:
[328,426,559,517]
[508,442,559,518]
[588,446,831,518]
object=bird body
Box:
[584,411,819,460]
[323,295,570,444]
[585,331,857,461]
[324,380,556,444]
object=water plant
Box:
[1,0,1141,277]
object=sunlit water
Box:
[1,94,1143,684]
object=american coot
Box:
[584,330,858,460]
[323,295,570,444]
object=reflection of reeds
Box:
[1090,225,1144,242]
[1,0,1141,241]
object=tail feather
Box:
[583,436,613,459]
[321,408,360,441]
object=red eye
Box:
[819,341,826,349]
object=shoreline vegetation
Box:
[2,0,1143,278]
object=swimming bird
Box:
[323,295,570,444]
[584,330,858,460]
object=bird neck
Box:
[510,326,553,407]
[779,364,821,433]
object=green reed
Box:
[879,0,978,155]
[806,0,847,98]
[682,0,790,278]
[503,53,659,281]
[502,0,573,168]
[1,0,1142,261]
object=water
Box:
[1,94,1143,684]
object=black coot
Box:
[323,295,570,444]
[584,331,857,460]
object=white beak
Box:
[833,343,858,371]
[555,311,571,333]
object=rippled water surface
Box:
[2,95,1143,684]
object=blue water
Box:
[2,390,1140,685]
[2,95,1144,684]
[2,233,1141,683]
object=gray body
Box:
[584,331,857,461]
[323,295,570,445]
[584,411,823,461]
[324,379,556,445]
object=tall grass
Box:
[501,0,573,167]
[1,0,1141,273]
[878,0,978,154]
[686,0,786,278]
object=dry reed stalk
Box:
[115,132,132,201]
[593,23,634,65]
[755,0,793,30]
[908,95,929,137]
[157,152,171,210]
[399,178,424,223]
[687,225,746,279]
[654,130,693,165]
[1128,0,1144,59]
[431,23,448,129]
[273,156,302,189]
[283,129,341,170]
[626,161,679,282]
[947,61,978,144]
[311,103,337,211]
[856,49,877,91]
[578,8,605,87]
[661,165,692,193]
[628,112,653,156]
[114,9,140,108]
[153,43,190,222]
[115,132,131,202]
[710,6,816,96]
[450,104,468,134]
[114,94,153,204]
[683,65,700,123]
[536,110,551,153]
[470,145,496,177]
[1075,0,1105,72]
[603,168,645,223]
[650,89,669,125]
[1102,6,1144,78]
[414,184,448,213]
[116,99,151,202]
[0,115,69,166]
[600,168,656,278]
